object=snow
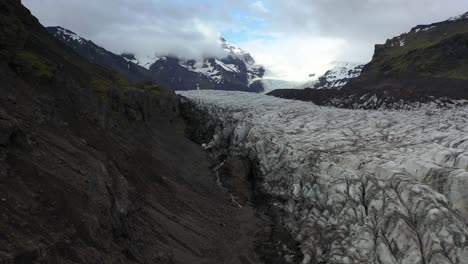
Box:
[422,25,436,32]
[413,25,437,34]
[316,62,363,89]
[129,36,264,86]
[214,59,240,73]
[123,56,139,65]
[219,37,250,61]
[179,60,223,84]
[54,27,84,44]
[447,12,468,22]
[130,55,160,69]
[399,39,406,46]
[179,90,468,264]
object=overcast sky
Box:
[23,0,468,81]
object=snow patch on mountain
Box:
[179,90,468,264]
[180,60,223,83]
[447,11,468,22]
[131,36,264,89]
[50,26,85,44]
[219,36,255,66]
[132,55,160,69]
[215,59,240,73]
[414,25,437,33]
[314,62,364,89]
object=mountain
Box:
[254,62,364,94]
[269,12,468,109]
[349,11,468,99]
[313,62,364,89]
[46,26,155,82]
[47,27,265,92]
[1,1,278,263]
[143,37,265,92]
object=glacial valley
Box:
[179,90,468,264]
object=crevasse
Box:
[179,90,468,264]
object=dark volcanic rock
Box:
[0,1,272,263]
[218,157,254,206]
[150,56,264,92]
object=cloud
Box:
[241,35,346,81]
[22,0,468,81]
[22,0,243,60]
[250,1,269,14]
[238,0,468,80]
[262,0,468,61]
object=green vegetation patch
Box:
[90,70,165,104]
[13,51,55,80]
[362,22,468,80]
[136,81,162,96]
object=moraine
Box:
[178,90,468,264]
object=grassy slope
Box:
[362,18,468,79]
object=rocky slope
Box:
[179,90,468,264]
[269,12,468,109]
[47,27,265,92]
[46,26,155,83]
[0,1,278,263]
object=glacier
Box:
[178,90,468,264]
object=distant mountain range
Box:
[256,62,365,93]
[47,27,265,92]
[269,11,468,109]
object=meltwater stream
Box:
[179,90,468,264]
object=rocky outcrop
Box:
[179,90,468,264]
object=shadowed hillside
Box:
[0,1,274,263]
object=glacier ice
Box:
[179,90,468,264]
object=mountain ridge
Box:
[47,26,265,92]
[269,11,468,109]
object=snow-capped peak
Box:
[121,53,140,65]
[218,36,256,66]
[314,61,364,89]
[323,61,363,79]
[219,37,244,55]
[51,26,85,44]
[131,54,161,70]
